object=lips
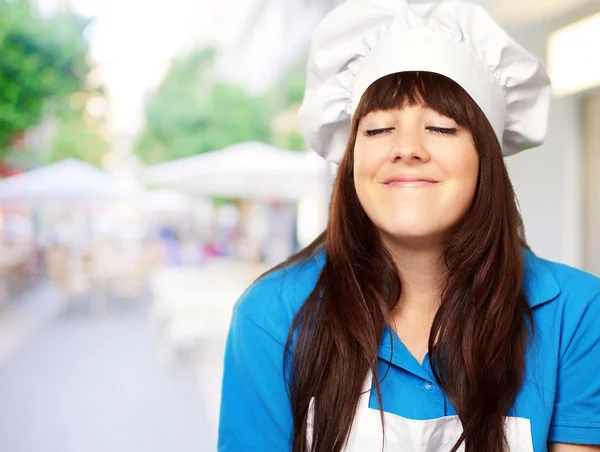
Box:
[383,175,440,186]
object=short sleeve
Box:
[218,301,293,451]
[548,292,600,445]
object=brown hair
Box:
[267,72,532,452]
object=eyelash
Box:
[429,127,457,135]
[364,127,457,137]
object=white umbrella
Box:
[0,159,141,205]
[140,189,195,213]
[142,142,330,200]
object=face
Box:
[353,104,479,248]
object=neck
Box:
[382,236,446,317]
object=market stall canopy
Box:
[0,159,142,205]
[141,189,195,214]
[142,142,331,200]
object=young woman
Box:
[218,1,600,451]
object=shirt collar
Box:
[522,248,561,308]
[378,325,433,380]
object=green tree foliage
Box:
[46,106,110,167]
[135,48,276,164]
[0,0,92,159]
[135,48,310,164]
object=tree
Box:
[135,48,277,164]
[45,103,110,167]
[135,47,311,164]
[0,0,92,161]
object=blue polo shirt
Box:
[218,249,600,451]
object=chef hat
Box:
[297,0,551,163]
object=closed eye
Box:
[427,126,457,135]
[364,127,395,137]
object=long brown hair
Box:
[267,72,532,452]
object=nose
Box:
[391,124,430,163]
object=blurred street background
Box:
[0,0,599,451]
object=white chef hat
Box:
[297,0,551,163]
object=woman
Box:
[218,1,600,451]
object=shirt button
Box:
[424,381,434,391]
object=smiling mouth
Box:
[384,179,439,188]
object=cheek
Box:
[437,151,479,221]
[353,145,384,180]
[353,144,391,202]
[353,147,383,212]
[452,152,479,199]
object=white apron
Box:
[307,376,535,451]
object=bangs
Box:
[354,72,479,129]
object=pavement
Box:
[0,282,65,367]
[0,289,216,452]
